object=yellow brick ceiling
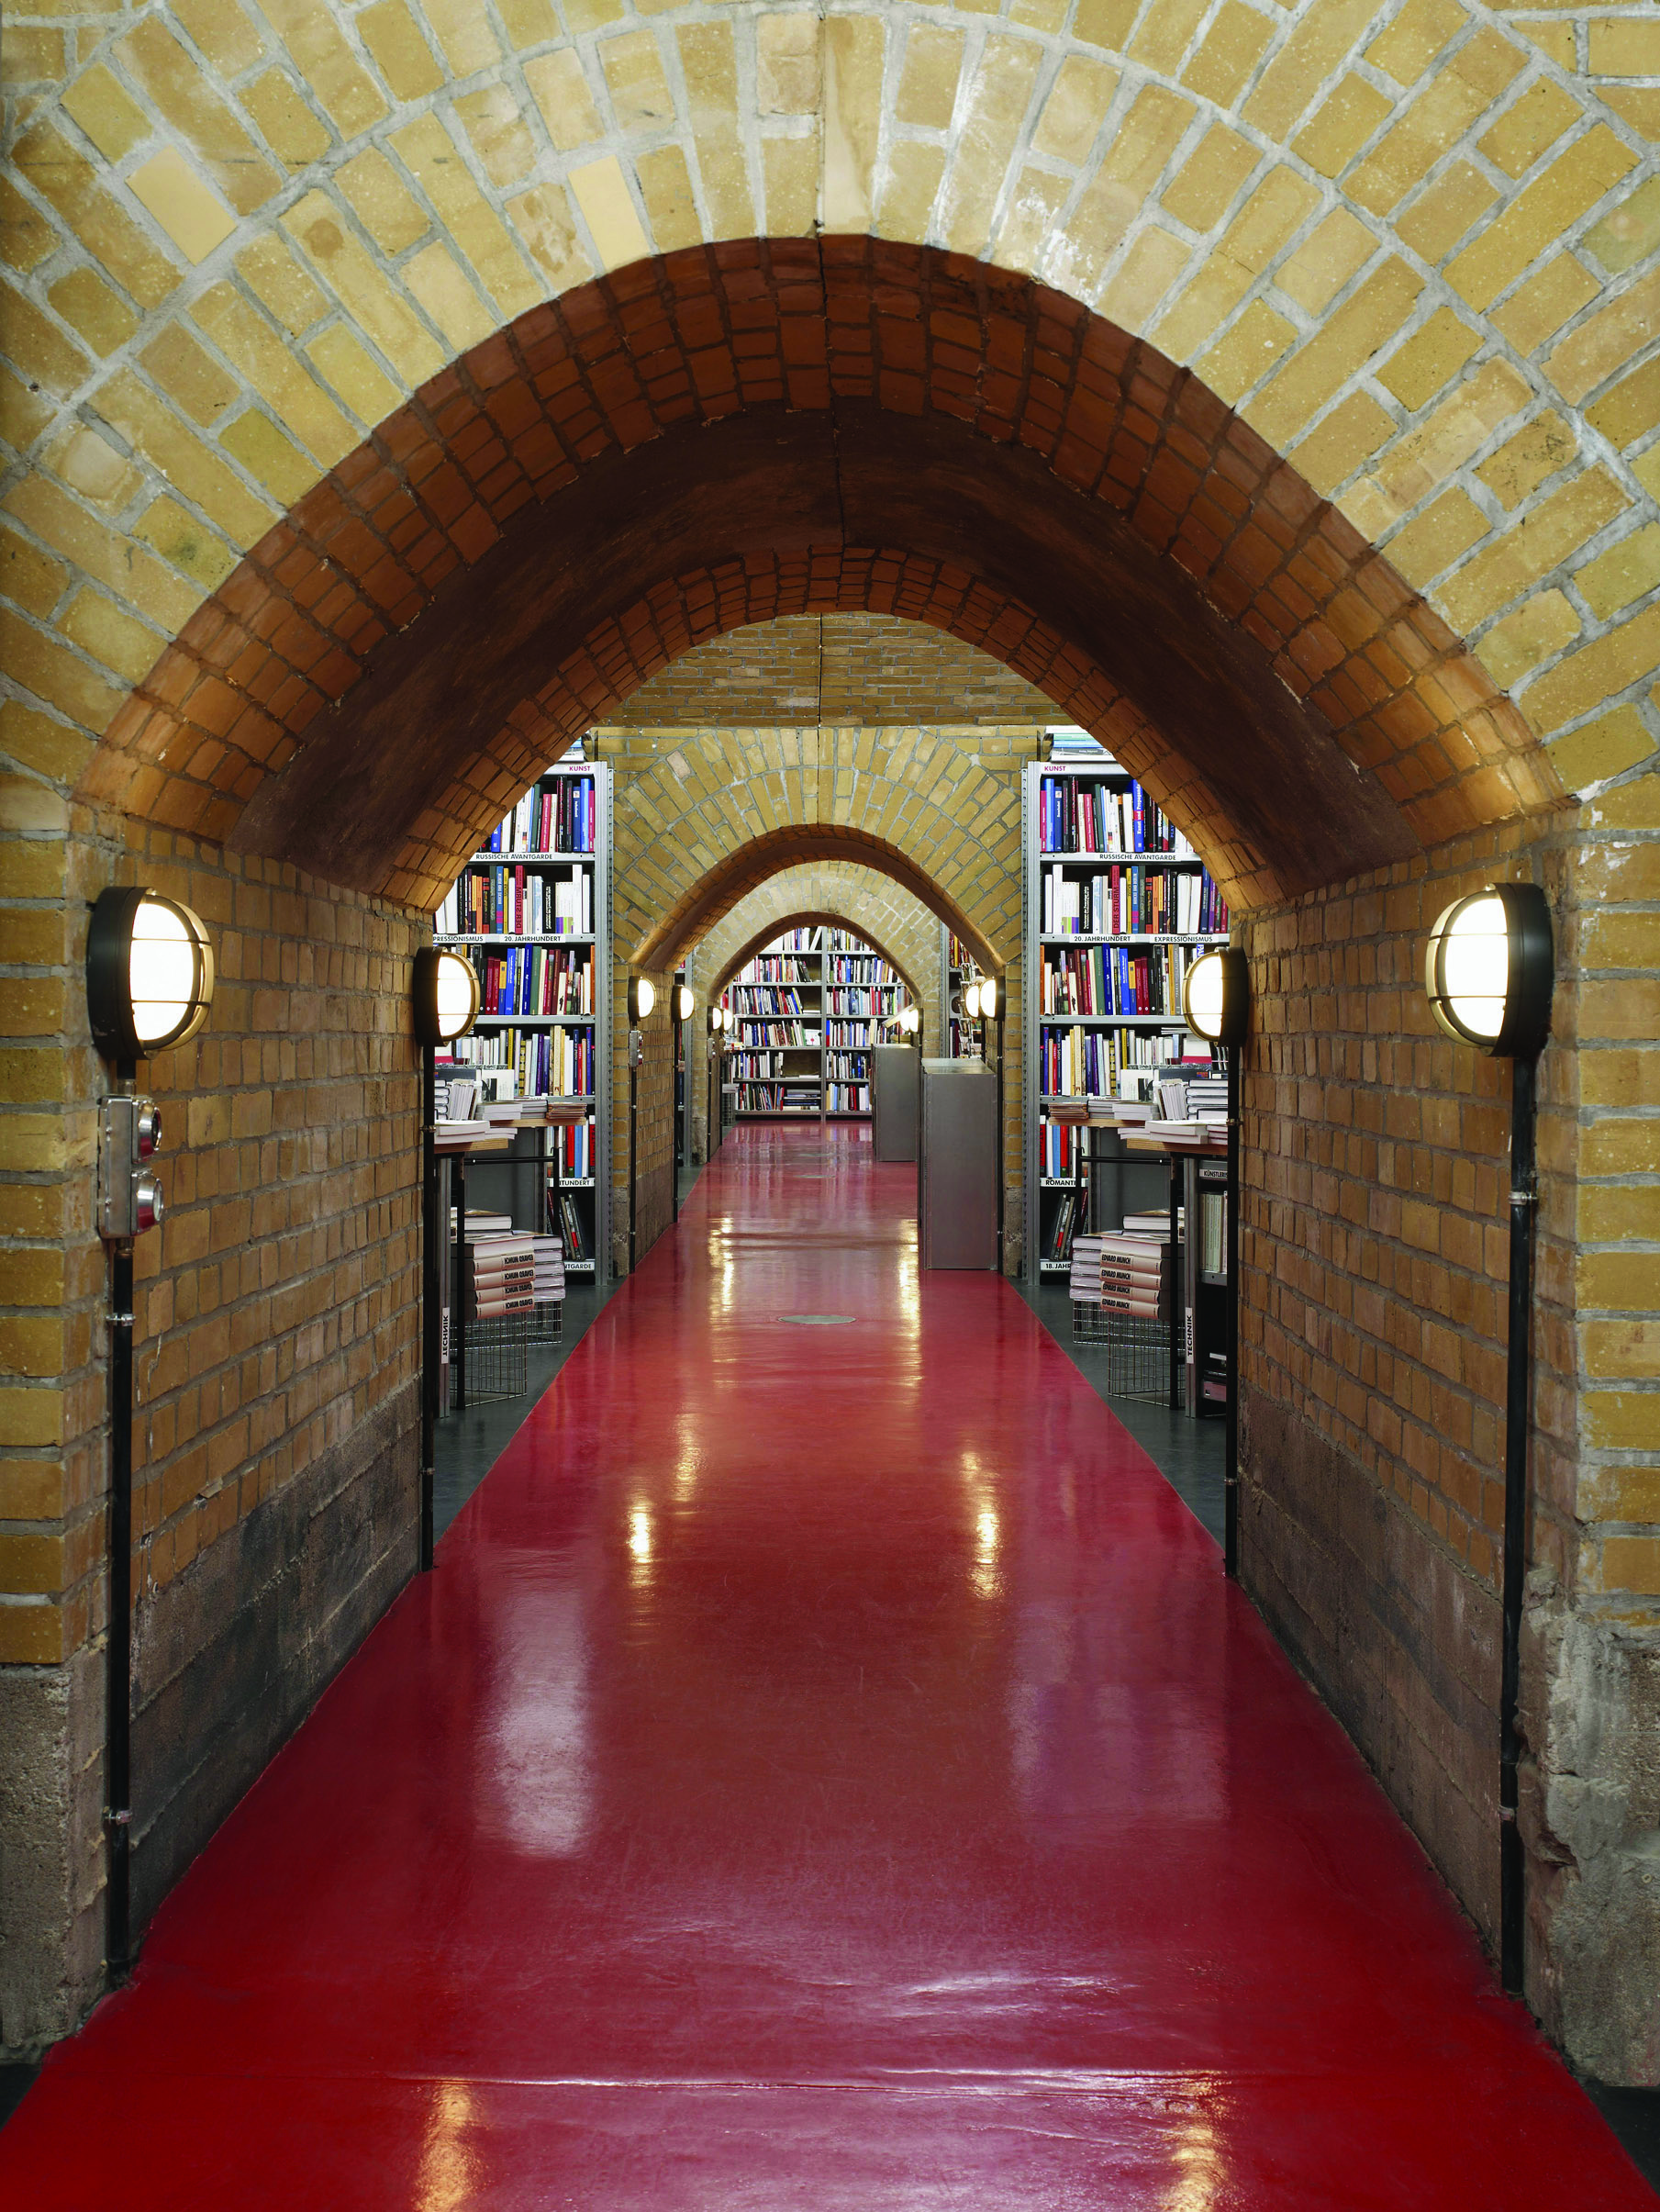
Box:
[6,1,1660,852]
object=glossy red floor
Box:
[5,1124,1647,2206]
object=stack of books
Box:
[464,1232,564,1320]
[1124,1207,1181,1243]
[1070,1233,1172,1316]
[1186,1075,1229,1134]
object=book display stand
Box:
[721,926,915,1119]
[433,758,612,1277]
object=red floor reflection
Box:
[5,1124,1646,2206]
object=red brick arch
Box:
[634,825,997,978]
[80,238,1564,917]
[706,910,924,1009]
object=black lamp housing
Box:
[413,946,480,1047]
[86,886,215,1063]
[1425,881,1554,1059]
[628,975,656,1024]
[1182,946,1250,1046]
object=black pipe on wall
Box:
[1224,1041,1242,1581]
[1500,1051,1538,1996]
[105,1056,136,1982]
[419,1044,438,1574]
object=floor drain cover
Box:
[779,1313,857,1325]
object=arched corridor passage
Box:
[1,1123,1644,2203]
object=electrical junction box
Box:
[99,1095,163,1241]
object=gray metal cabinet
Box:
[918,1058,997,1269]
[872,1045,919,1161]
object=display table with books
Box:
[1052,1091,1231,1420]
[433,1097,577,1412]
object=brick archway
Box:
[706,913,923,1012]
[633,821,999,979]
[78,242,1563,918]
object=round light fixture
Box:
[979,976,1001,1022]
[675,983,695,1022]
[898,1005,920,1036]
[86,887,215,1062]
[413,946,480,1046]
[629,975,656,1023]
[1425,882,1553,1057]
[1183,947,1250,1046]
[964,980,982,1020]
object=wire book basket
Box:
[459,1301,562,1402]
[1071,1304,1168,1400]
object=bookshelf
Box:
[1022,756,1231,1280]
[941,927,984,1058]
[433,757,611,1275]
[721,926,915,1118]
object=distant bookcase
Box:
[721,925,914,1118]
[433,757,611,1274]
[941,927,983,1058]
[1022,757,1230,1278]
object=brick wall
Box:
[1238,768,1660,2069]
[619,614,1056,731]
[1239,818,1561,1946]
[1,795,421,2044]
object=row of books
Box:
[827,956,899,982]
[826,1052,871,1080]
[730,986,813,1015]
[480,776,596,856]
[826,988,900,1016]
[1038,776,1196,857]
[1041,943,1199,1021]
[730,1052,807,1078]
[825,1083,871,1112]
[472,944,592,1018]
[436,864,592,939]
[554,1189,589,1262]
[741,955,819,983]
[1042,1024,1182,1096]
[825,1022,896,1048]
[1041,863,1226,938]
[450,1023,596,1096]
[737,1082,821,1113]
[552,1119,594,1177]
[733,1022,819,1047]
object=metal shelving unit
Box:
[1021,757,1230,1280]
[434,758,612,1276]
[722,927,914,1118]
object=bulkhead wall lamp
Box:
[1182,946,1250,1047]
[413,946,481,1046]
[1181,944,1249,1581]
[898,1005,920,1036]
[675,983,695,1023]
[1423,880,1554,2006]
[628,975,655,1024]
[84,886,216,1994]
[1425,883,1553,1059]
[86,886,215,1066]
